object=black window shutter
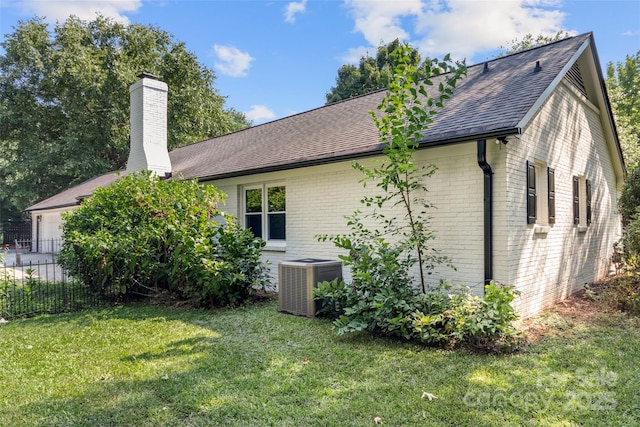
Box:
[586,179,592,225]
[547,167,555,224]
[527,161,536,224]
[573,176,580,225]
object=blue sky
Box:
[1,0,638,125]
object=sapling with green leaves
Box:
[315,46,521,350]
[320,43,466,293]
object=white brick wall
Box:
[208,80,621,318]
[30,74,621,319]
[501,80,621,317]
[207,142,485,293]
[126,77,172,175]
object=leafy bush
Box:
[622,210,640,269]
[315,46,519,351]
[619,166,640,227]
[412,282,520,350]
[585,275,640,316]
[617,165,640,270]
[315,279,521,351]
[58,171,270,306]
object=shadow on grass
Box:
[5,301,639,427]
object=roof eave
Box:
[585,34,626,181]
[26,201,81,212]
[516,37,591,132]
[196,127,522,182]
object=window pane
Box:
[268,186,286,212]
[245,188,262,213]
[246,213,262,238]
[268,213,286,240]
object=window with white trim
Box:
[243,184,286,241]
[573,176,592,228]
[526,160,555,226]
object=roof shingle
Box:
[169,33,592,180]
[27,33,595,211]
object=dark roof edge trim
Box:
[26,202,81,212]
[587,33,626,176]
[198,128,522,182]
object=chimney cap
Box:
[137,72,159,80]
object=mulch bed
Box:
[520,272,639,344]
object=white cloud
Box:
[284,0,307,24]
[345,0,422,46]
[8,0,141,23]
[212,44,254,77]
[343,0,569,62]
[340,45,374,64]
[622,30,639,37]
[245,105,276,123]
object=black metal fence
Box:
[1,249,116,320]
[1,221,31,247]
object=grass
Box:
[1,296,639,426]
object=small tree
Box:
[319,46,520,350]
[58,171,270,306]
[320,43,466,293]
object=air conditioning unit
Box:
[278,259,343,317]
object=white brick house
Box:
[27,33,625,317]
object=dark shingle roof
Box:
[28,33,601,211]
[27,171,121,212]
[170,33,593,180]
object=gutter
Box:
[195,127,522,183]
[477,139,493,287]
[476,134,518,289]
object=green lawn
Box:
[1,298,638,426]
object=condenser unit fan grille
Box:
[278,259,342,317]
[280,266,309,316]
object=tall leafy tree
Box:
[325,39,427,104]
[611,52,640,264]
[606,51,640,169]
[501,31,572,55]
[0,16,250,221]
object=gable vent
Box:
[565,62,587,98]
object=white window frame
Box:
[242,183,286,250]
[573,175,592,231]
[535,161,549,226]
[527,160,554,233]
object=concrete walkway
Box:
[1,250,66,282]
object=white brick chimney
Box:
[126,73,172,176]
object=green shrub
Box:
[621,209,640,269]
[585,275,640,316]
[619,166,640,270]
[619,166,640,226]
[58,171,270,306]
[315,279,521,351]
[314,46,518,351]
